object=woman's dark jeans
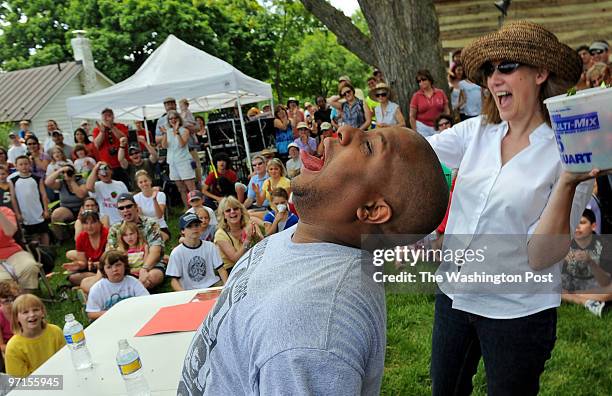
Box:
[431,293,557,396]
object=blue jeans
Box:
[430,293,556,396]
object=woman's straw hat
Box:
[374,82,389,92]
[461,21,581,88]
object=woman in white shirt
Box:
[133,170,170,241]
[426,21,603,395]
[160,110,196,209]
[373,83,405,127]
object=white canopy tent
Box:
[66,34,274,168]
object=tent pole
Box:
[142,107,151,145]
[236,94,252,173]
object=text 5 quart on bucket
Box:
[544,86,612,173]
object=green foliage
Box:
[0,122,17,148]
[0,0,370,107]
[284,29,370,101]
[262,0,371,103]
[0,0,275,83]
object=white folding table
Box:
[29,288,219,395]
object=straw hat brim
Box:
[461,21,582,88]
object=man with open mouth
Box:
[179,125,449,395]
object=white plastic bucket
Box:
[544,87,612,172]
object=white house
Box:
[0,31,113,145]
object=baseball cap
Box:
[8,132,16,138]
[590,41,609,52]
[163,97,176,103]
[80,120,89,126]
[116,192,135,203]
[179,213,202,230]
[287,143,299,151]
[187,190,203,202]
[338,75,352,83]
[101,107,113,115]
[128,145,141,154]
[51,130,62,136]
[297,122,309,130]
[320,122,332,131]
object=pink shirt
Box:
[0,310,12,344]
[410,88,448,127]
[0,207,22,260]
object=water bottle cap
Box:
[118,339,129,348]
[64,313,75,322]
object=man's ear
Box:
[356,198,392,224]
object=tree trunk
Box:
[301,0,447,119]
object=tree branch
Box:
[300,0,377,66]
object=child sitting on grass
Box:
[186,190,217,227]
[195,206,216,242]
[263,188,298,235]
[116,222,149,277]
[5,294,65,377]
[562,209,612,317]
[85,250,149,320]
[167,213,227,291]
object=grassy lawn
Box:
[384,293,612,395]
[35,208,611,394]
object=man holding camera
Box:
[93,108,130,187]
[44,164,88,224]
[85,162,129,226]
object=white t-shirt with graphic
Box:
[94,180,128,225]
[85,276,149,313]
[166,241,223,290]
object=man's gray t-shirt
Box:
[178,226,386,395]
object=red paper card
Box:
[135,299,217,337]
[191,289,222,302]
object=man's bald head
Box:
[380,127,448,237]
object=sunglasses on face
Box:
[590,49,604,55]
[341,90,352,97]
[117,203,134,211]
[481,61,522,78]
[375,92,387,98]
[416,78,428,83]
[224,207,240,214]
[26,142,38,146]
[252,162,264,167]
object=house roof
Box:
[0,61,82,122]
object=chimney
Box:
[71,30,97,94]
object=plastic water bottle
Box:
[116,339,150,396]
[63,313,93,370]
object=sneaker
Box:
[584,299,605,317]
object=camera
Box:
[109,147,118,156]
[99,164,109,177]
[64,168,75,177]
